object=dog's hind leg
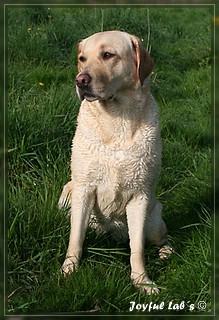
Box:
[145,201,173,260]
[58,181,73,210]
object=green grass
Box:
[7,6,212,315]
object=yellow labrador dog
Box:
[59,31,172,294]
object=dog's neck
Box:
[100,79,151,112]
[79,81,153,147]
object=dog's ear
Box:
[77,41,83,72]
[131,36,153,85]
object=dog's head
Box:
[75,31,153,102]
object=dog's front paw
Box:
[61,257,78,276]
[132,274,160,295]
[159,244,173,260]
[135,280,160,295]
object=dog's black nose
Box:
[76,73,92,88]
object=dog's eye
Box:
[79,56,86,62]
[102,52,114,60]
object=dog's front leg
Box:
[62,184,95,275]
[126,195,159,295]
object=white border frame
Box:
[4,2,216,317]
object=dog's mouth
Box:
[77,88,114,102]
[83,92,99,102]
[85,93,114,102]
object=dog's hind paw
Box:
[159,244,173,260]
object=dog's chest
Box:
[97,145,146,186]
[72,103,161,217]
[92,140,157,217]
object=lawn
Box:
[7,6,212,315]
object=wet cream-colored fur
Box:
[59,31,172,295]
